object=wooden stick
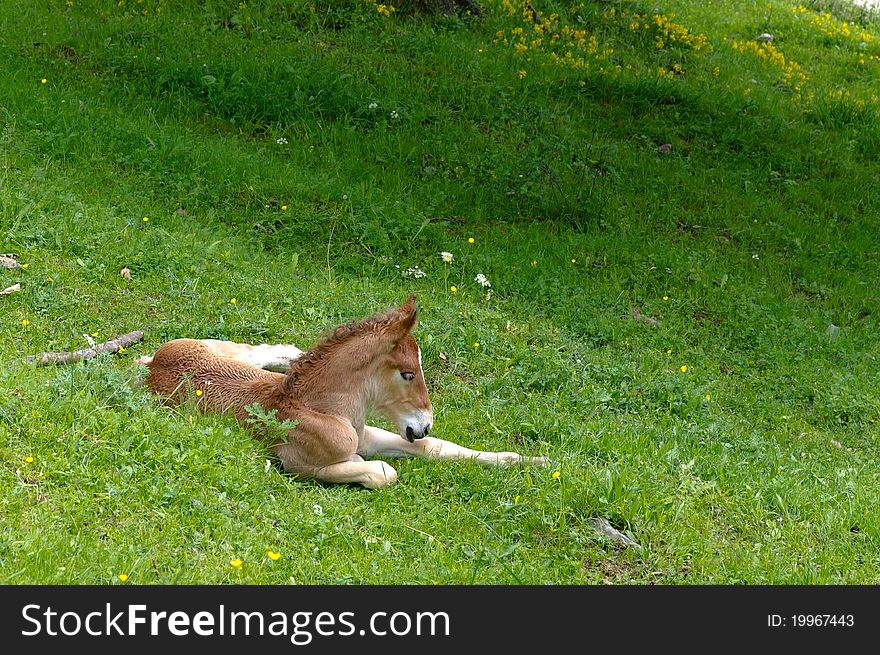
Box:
[526,2,545,26]
[28,330,145,366]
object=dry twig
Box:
[525,2,545,25]
[28,330,144,366]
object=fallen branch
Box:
[1,283,20,296]
[28,330,144,366]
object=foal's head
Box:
[371,295,433,442]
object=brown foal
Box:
[140,295,546,489]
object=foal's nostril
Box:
[424,423,431,436]
[405,426,415,443]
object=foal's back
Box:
[144,339,286,418]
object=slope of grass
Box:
[1,0,878,584]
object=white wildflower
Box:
[440,251,454,263]
[402,266,427,279]
[313,504,324,516]
[475,273,491,288]
[752,253,759,260]
[390,110,399,120]
[368,102,378,109]
[276,137,288,145]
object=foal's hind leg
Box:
[359,425,548,467]
[198,340,303,372]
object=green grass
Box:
[1,0,878,584]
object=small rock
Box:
[657,143,672,155]
[120,266,132,280]
[631,306,661,326]
[589,517,641,549]
[757,33,774,42]
[1,253,20,269]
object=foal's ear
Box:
[387,294,418,338]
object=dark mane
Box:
[281,304,410,394]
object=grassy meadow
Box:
[1,0,879,584]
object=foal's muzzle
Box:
[405,423,431,442]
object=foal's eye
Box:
[400,371,415,381]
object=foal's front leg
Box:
[311,457,399,490]
[359,425,547,467]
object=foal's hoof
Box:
[493,452,521,465]
[361,461,398,490]
[497,453,549,467]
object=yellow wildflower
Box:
[450,285,457,293]
[231,559,243,569]
[25,456,34,464]
[118,573,129,582]
[552,470,561,479]
[267,550,281,561]
[375,3,395,17]
[680,365,688,373]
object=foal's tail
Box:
[135,355,154,366]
